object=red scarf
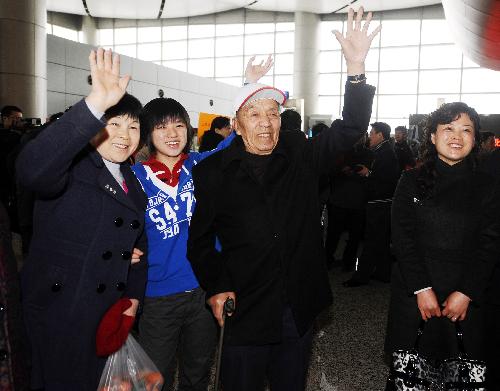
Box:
[142,154,188,187]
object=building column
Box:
[81,15,97,46]
[293,12,320,128]
[0,0,47,119]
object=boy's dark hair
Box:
[370,122,391,140]
[280,109,302,132]
[141,97,194,155]
[210,116,230,132]
[1,105,22,118]
[103,93,143,124]
[311,122,328,138]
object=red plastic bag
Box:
[97,335,163,391]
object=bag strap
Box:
[454,321,467,357]
[413,319,426,351]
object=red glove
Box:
[96,298,135,357]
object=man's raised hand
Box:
[85,48,131,113]
[333,7,381,76]
[245,55,273,84]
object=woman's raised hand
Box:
[85,48,131,113]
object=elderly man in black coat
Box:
[16,49,148,390]
[187,7,379,391]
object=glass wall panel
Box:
[245,23,274,34]
[138,43,161,61]
[163,25,187,41]
[188,24,215,39]
[379,46,419,71]
[163,59,187,72]
[319,21,343,50]
[318,96,341,117]
[378,71,418,94]
[215,35,244,56]
[380,20,420,47]
[319,74,342,95]
[462,68,500,93]
[419,45,462,69]
[274,53,294,74]
[276,22,295,31]
[461,94,500,114]
[188,58,214,77]
[418,69,461,93]
[421,19,454,44]
[99,28,114,45]
[215,56,244,77]
[114,44,137,58]
[275,31,294,53]
[163,41,187,60]
[417,94,460,114]
[216,24,244,36]
[138,27,161,42]
[52,25,78,41]
[114,28,137,44]
[188,38,215,58]
[244,33,275,55]
[274,75,293,95]
[216,77,243,86]
[377,95,417,118]
[319,51,342,73]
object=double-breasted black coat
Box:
[16,100,148,390]
[187,81,375,346]
[385,158,500,360]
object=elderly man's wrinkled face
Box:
[235,99,280,155]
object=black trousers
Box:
[325,205,365,269]
[353,202,392,283]
[485,303,500,390]
[138,288,217,391]
[221,307,313,391]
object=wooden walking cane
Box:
[214,297,235,391]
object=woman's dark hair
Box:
[140,97,194,155]
[416,102,481,199]
[210,116,230,132]
[103,93,143,123]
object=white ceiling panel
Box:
[47,0,86,15]
[46,0,441,19]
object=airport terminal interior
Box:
[1,0,499,390]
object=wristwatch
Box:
[347,74,366,84]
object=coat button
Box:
[0,349,8,361]
[130,220,140,229]
[51,282,62,292]
[121,251,131,260]
[116,282,126,291]
[273,233,279,239]
[102,251,112,260]
[114,217,124,227]
[96,283,106,293]
[0,302,4,321]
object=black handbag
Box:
[386,320,487,391]
[439,321,487,390]
[386,320,442,391]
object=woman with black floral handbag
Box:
[384,102,500,389]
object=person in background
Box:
[325,133,373,272]
[385,102,500,375]
[479,131,496,156]
[132,57,271,391]
[394,125,416,171]
[280,109,303,136]
[343,122,400,287]
[199,116,232,152]
[311,122,329,138]
[16,48,148,390]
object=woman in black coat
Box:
[385,102,500,363]
[16,49,148,390]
